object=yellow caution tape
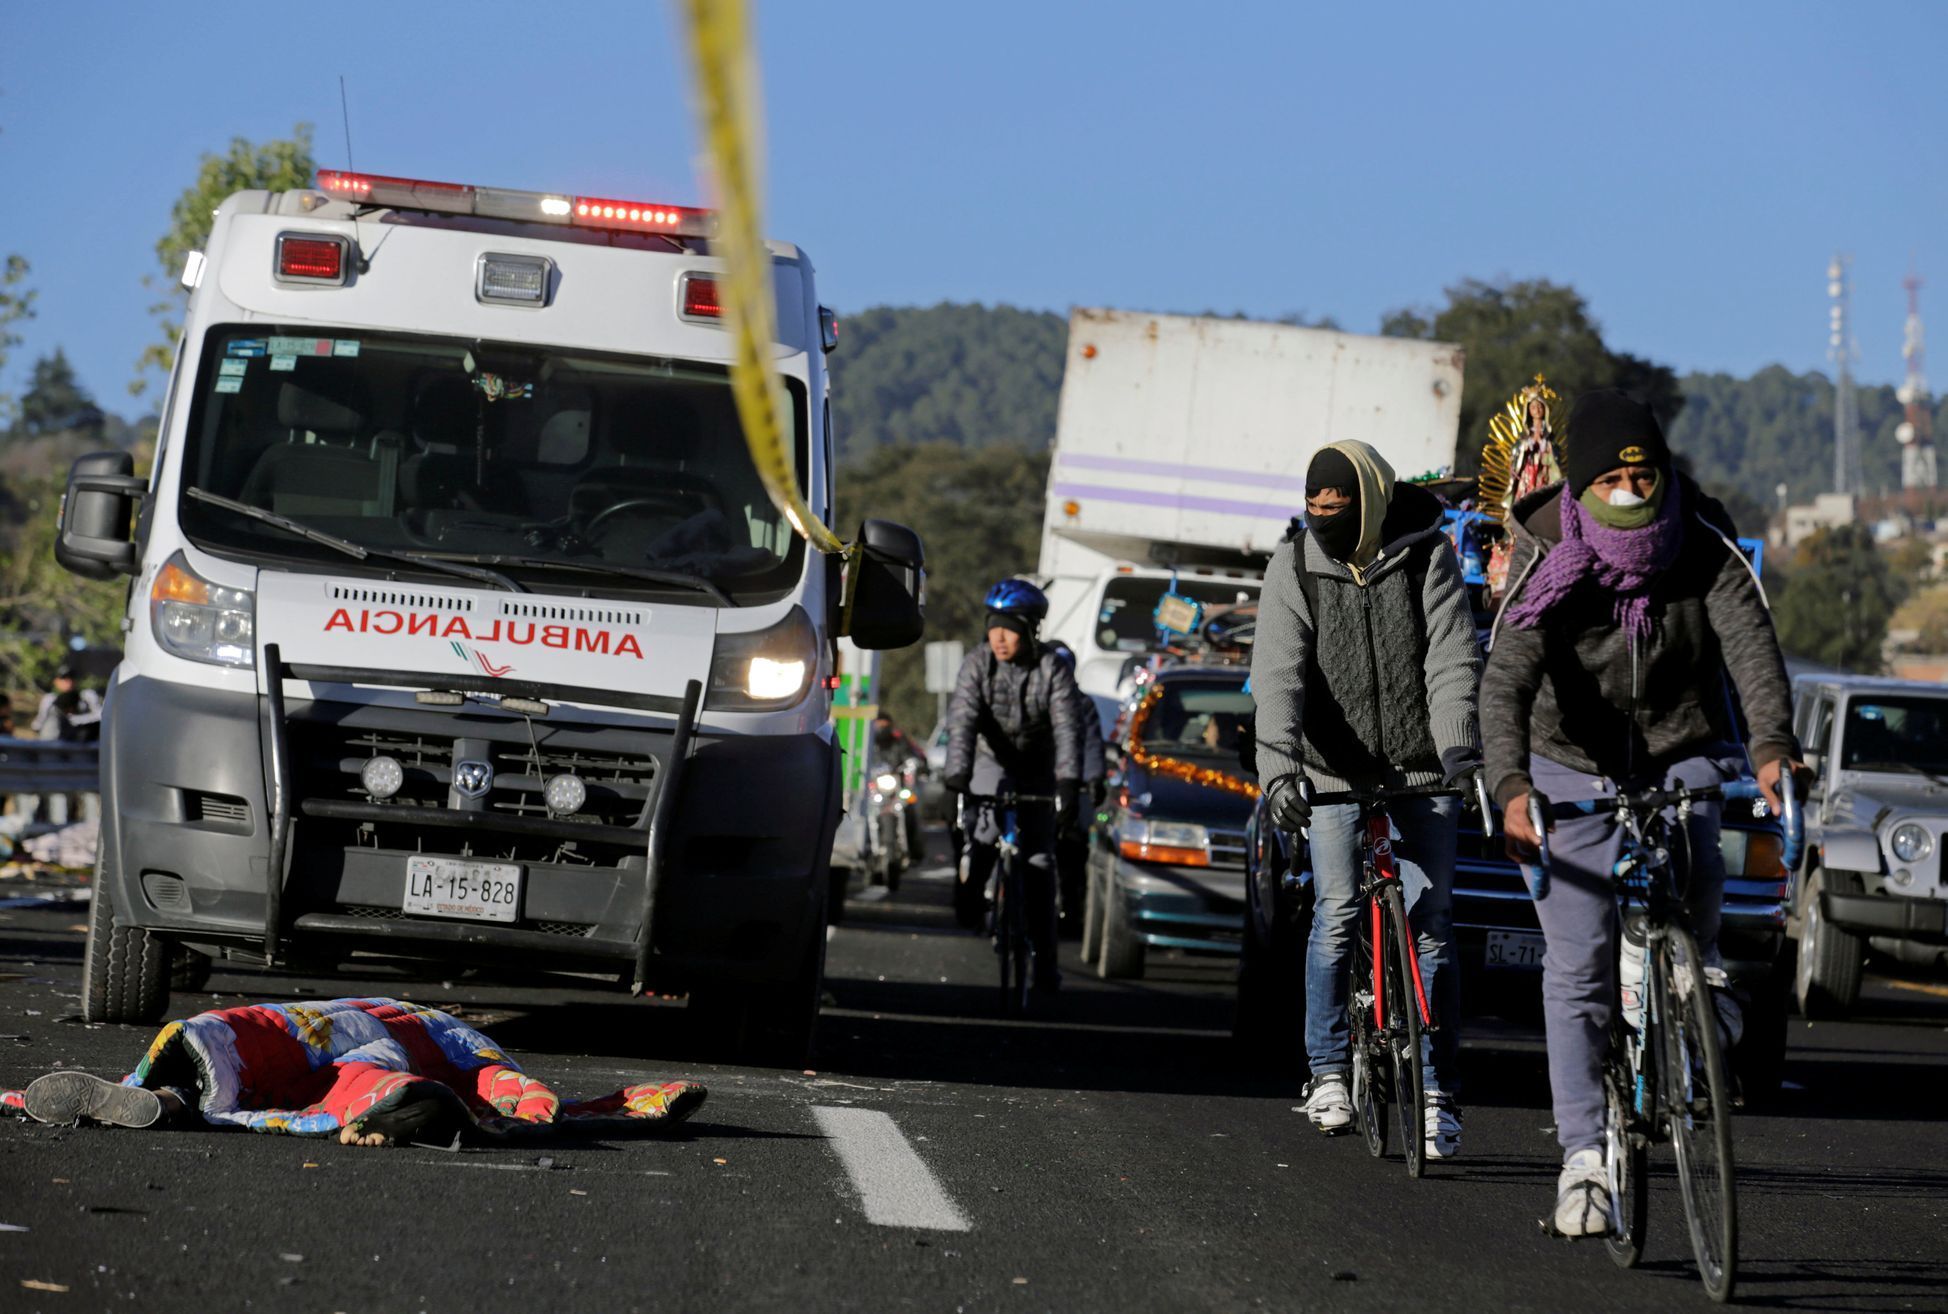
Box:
[682,0,850,557]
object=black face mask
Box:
[1305,502,1361,562]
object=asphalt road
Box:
[2,835,1946,1314]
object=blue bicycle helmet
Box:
[1044,639,1077,671]
[983,577,1049,624]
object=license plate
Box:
[404,857,522,923]
[1485,929,1546,970]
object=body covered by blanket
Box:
[8,997,704,1139]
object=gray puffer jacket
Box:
[1481,473,1799,806]
[1250,482,1483,793]
[945,644,1085,788]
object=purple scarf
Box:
[1502,483,1685,642]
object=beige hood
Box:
[1323,439,1396,573]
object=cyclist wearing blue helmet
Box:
[943,579,1086,988]
[1044,640,1108,933]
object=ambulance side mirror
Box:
[842,519,925,650]
[55,451,144,581]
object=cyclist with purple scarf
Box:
[1481,390,1802,1236]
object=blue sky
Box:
[4,0,1944,412]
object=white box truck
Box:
[53,169,924,1062]
[1038,309,1465,700]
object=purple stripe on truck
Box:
[1051,481,1297,521]
[1056,452,1310,492]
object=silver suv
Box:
[1790,675,1948,1017]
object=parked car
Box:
[1789,675,1948,1018]
[1237,772,1797,1099]
[1083,664,1257,978]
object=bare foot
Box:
[338,1123,390,1147]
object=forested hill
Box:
[828,302,1945,512]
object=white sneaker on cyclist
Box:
[1551,1148,1611,1238]
[1302,1074,1352,1134]
[1424,1094,1462,1158]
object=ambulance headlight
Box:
[544,773,587,817]
[360,756,404,800]
[150,552,255,668]
[707,606,818,710]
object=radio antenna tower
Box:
[1829,255,1863,496]
[1896,264,1937,489]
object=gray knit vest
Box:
[1299,536,1439,784]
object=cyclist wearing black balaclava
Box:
[1250,440,1484,1158]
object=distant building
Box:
[1779,493,1858,550]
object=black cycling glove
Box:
[1265,773,1312,831]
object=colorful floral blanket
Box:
[2,996,704,1138]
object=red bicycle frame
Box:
[1365,812,1434,1031]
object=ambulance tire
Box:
[81,853,170,1025]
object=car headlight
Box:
[875,772,901,793]
[1890,823,1933,864]
[1117,817,1209,866]
[706,606,818,710]
[151,551,254,668]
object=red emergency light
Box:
[680,274,723,321]
[274,232,348,285]
[315,169,713,239]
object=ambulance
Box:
[55,170,923,1061]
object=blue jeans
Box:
[1304,795,1460,1095]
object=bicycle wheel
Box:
[1382,884,1426,1178]
[1346,905,1388,1157]
[1602,1035,1649,1269]
[1657,923,1738,1303]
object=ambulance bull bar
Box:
[256,643,703,990]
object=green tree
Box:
[135,127,315,396]
[0,453,133,698]
[828,303,1067,458]
[835,441,1050,729]
[15,349,102,438]
[1890,584,1948,653]
[0,254,34,424]
[1382,278,1683,475]
[1773,524,1904,672]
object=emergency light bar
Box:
[316,170,714,239]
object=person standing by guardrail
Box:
[25,663,101,826]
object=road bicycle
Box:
[965,792,1056,1016]
[1305,776,1490,1178]
[1527,770,1801,1304]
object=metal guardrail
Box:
[0,737,100,797]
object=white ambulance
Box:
[55,170,923,1062]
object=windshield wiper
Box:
[183,487,525,594]
[405,552,731,605]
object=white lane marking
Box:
[911,865,956,883]
[812,1106,970,1232]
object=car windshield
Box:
[1840,696,1948,774]
[1095,577,1260,653]
[1137,680,1255,760]
[176,325,807,602]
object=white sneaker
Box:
[1424,1095,1462,1158]
[1552,1148,1611,1238]
[1302,1074,1353,1134]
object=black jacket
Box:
[1481,473,1799,805]
[944,643,1085,787]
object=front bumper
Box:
[1106,854,1245,954]
[1824,889,1948,943]
[99,667,837,990]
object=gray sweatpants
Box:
[1522,751,1740,1156]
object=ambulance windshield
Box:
[176,326,808,602]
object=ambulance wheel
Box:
[81,853,170,1024]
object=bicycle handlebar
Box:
[1521,762,1806,894]
[1307,782,1468,806]
[961,792,1059,807]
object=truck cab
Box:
[55,171,923,1062]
